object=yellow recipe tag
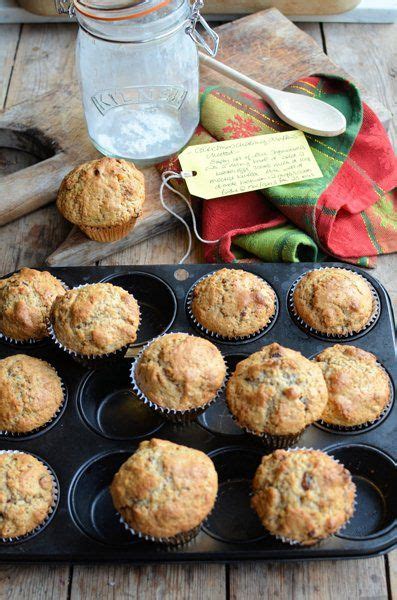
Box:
[178,130,323,200]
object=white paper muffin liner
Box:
[119,515,202,546]
[46,284,140,368]
[0,363,67,439]
[186,270,278,343]
[130,333,228,424]
[288,267,380,340]
[0,450,59,544]
[0,276,69,346]
[252,446,357,547]
[316,362,394,432]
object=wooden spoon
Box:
[199,52,346,137]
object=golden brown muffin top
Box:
[0,355,64,434]
[50,283,140,356]
[110,438,218,539]
[134,333,226,411]
[226,343,328,436]
[191,269,276,338]
[293,268,374,336]
[0,268,66,341]
[57,157,145,228]
[314,345,391,426]
[252,449,356,546]
[0,452,55,538]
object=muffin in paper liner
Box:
[288,267,380,340]
[251,446,357,547]
[0,275,69,347]
[80,217,138,243]
[0,363,67,439]
[46,283,140,369]
[129,334,228,424]
[317,363,394,434]
[186,270,278,343]
[0,450,59,544]
[225,344,327,449]
[119,515,202,546]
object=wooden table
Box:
[0,17,396,600]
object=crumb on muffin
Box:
[252,449,356,546]
[134,333,226,412]
[0,355,64,433]
[0,452,55,539]
[226,343,328,436]
[50,282,140,356]
[191,268,276,338]
[314,344,391,426]
[0,268,66,341]
[110,438,218,540]
[292,268,375,336]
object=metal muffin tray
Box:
[0,263,396,563]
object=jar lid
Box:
[74,0,174,21]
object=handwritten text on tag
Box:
[178,130,323,200]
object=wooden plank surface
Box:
[0,16,396,600]
[229,557,389,599]
[71,564,225,600]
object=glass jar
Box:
[56,0,218,166]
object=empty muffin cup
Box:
[325,444,396,540]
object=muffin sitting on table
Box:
[0,268,66,342]
[57,157,145,242]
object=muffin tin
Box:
[0,263,395,562]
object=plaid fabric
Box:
[158,75,397,267]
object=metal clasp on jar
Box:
[186,0,219,57]
[54,0,75,16]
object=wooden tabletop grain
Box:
[0,16,396,600]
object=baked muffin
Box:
[57,157,145,242]
[190,269,276,338]
[110,438,218,543]
[49,283,140,357]
[226,343,328,446]
[292,268,375,336]
[0,355,64,434]
[0,452,55,539]
[252,449,356,546]
[0,268,66,341]
[133,333,226,420]
[314,345,391,427]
